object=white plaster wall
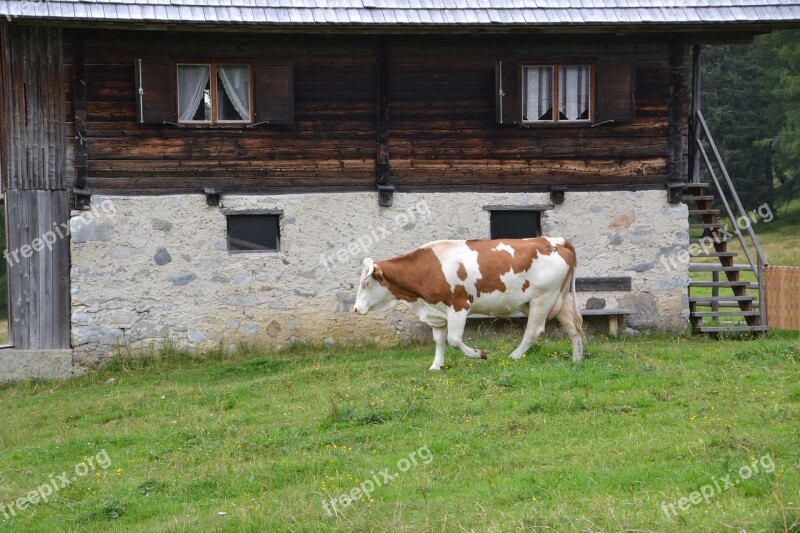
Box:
[69,190,689,367]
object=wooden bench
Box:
[580,308,635,335]
[467,276,635,335]
[576,276,633,335]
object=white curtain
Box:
[524,66,553,121]
[217,65,250,121]
[559,65,590,121]
[178,65,210,121]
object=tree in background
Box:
[702,30,800,213]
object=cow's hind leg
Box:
[508,292,558,360]
[555,292,585,361]
[429,326,447,371]
[446,311,486,360]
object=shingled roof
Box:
[1,0,800,27]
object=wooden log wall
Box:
[63,30,690,194]
[0,25,71,350]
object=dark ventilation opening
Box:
[227,214,280,252]
[489,210,542,239]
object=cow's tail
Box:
[569,265,585,342]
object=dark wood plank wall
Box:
[63,30,690,194]
[1,25,67,190]
[0,25,71,350]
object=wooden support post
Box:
[690,45,702,183]
[73,31,88,192]
[667,38,687,186]
[375,39,392,206]
[608,315,619,336]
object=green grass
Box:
[0,334,799,531]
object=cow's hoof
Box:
[479,351,487,360]
[429,365,442,371]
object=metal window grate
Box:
[489,210,541,239]
[227,214,280,252]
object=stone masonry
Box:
[69,191,689,369]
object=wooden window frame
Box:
[520,62,595,125]
[176,61,254,125]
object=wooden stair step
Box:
[691,310,760,318]
[689,264,753,272]
[689,251,737,258]
[694,325,769,333]
[689,223,728,230]
[689,295,754,304]
[690,236,732,244]
[683,183,710,190]
[689,280,758,289]
[682,195,715,202]
[689,209,721,216]
[715,301,760,308]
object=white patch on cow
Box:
[545,236,565,249]
[492,242,515,257]
[423,239,482,294]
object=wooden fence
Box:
[765,266,800,331]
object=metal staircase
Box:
[685,111,769,334]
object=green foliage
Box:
[703,30,800,210]
[0,334,798,530]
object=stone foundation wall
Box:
[69,190,689,368]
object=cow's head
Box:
[353,258,394,314]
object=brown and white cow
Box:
[353,237,584,370]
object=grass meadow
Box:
[0,332,798,532]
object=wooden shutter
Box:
[596,61,635,123]
[255,61,294,124]
[495,60,520,125]
[135,58,175,124]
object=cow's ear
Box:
[372,266,384,282]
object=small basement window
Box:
[177,62,253,124]
[522,64,593,123]
[489,210,542,239]
[226,213,280,252]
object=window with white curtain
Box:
[522,64,592,123]
[177,62,252,124]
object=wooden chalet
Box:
[0,0,798,378]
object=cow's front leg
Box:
[446,311,487,360]
[429,326,446,371]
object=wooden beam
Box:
[575,277,632,291]
[375,38,392,205]
[689,44,702,183]
[73,30,88,191]
[667,38,687,185]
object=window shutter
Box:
[135,58,175,124]
[596,61,635,123]
[495,60,520,125]
[255,62,294,125]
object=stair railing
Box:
[694,110,769,327]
